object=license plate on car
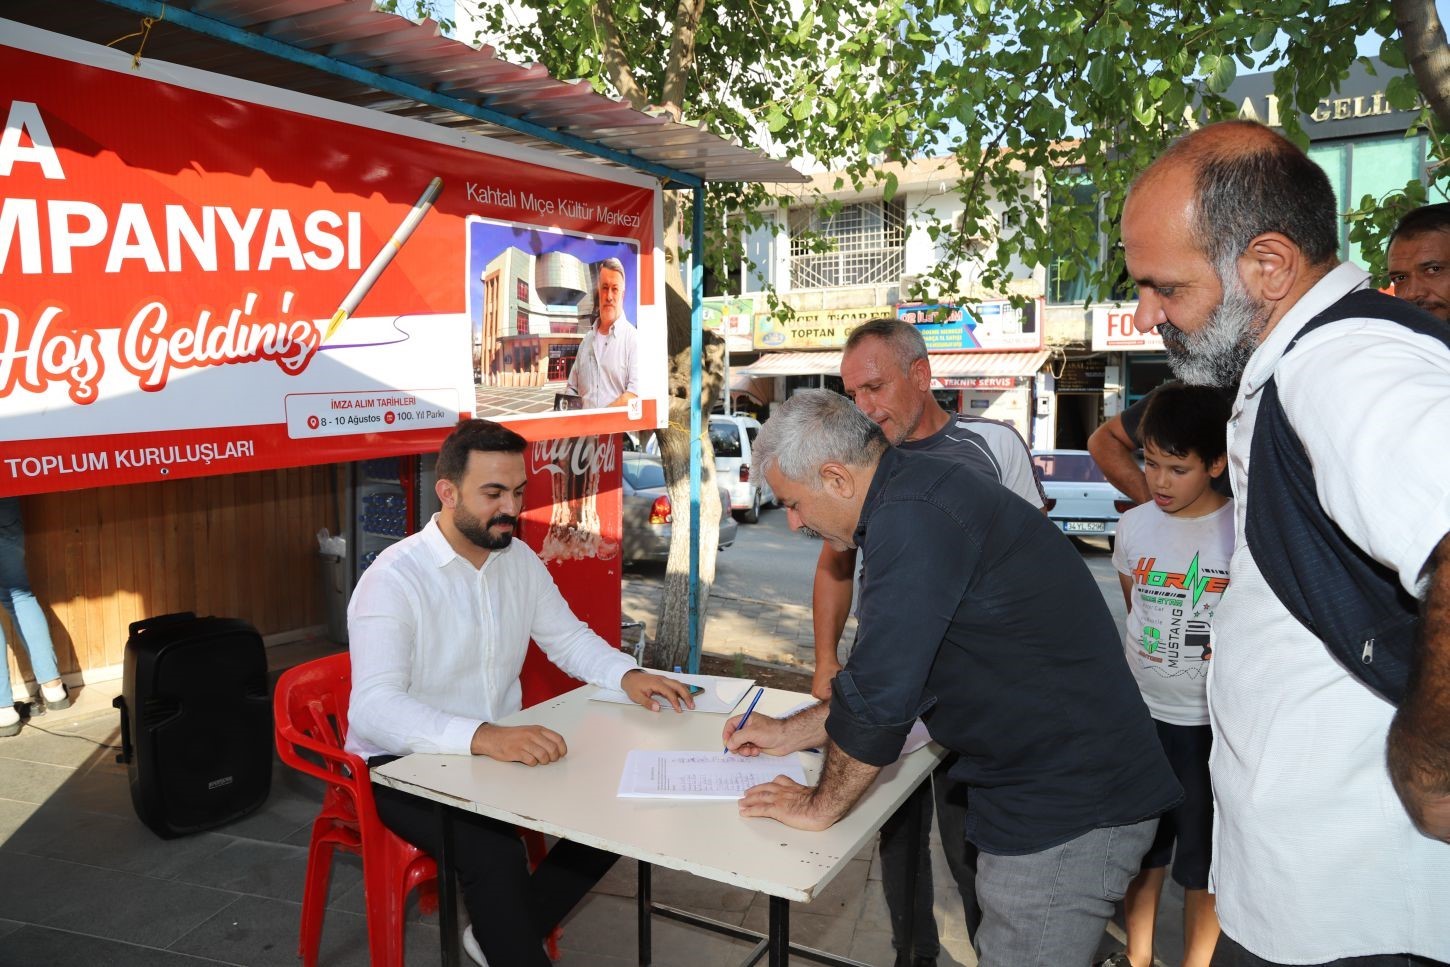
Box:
[1063,520,1106,533]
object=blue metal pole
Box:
[92,0,704,190]
[687,186,705,673]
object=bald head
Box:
[1129,120,1340,280]
[1122,121,1344,387]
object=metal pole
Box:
[687,186,705,673]
[723,344,732,416]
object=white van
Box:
[709,414,774,523]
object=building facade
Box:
[722,58,1432,451]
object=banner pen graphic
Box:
[322,177,444,343]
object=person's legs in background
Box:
[878,782,940,966]
[0,498,65,737]
[1111,815,1173,966]
[932,757,981,940]
[1105,721,1218,967]
[1169,723,1219,967]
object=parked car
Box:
[621,453,738,565]
[1030,449,1136,545]
[709,413,774,523]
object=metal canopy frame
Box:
[18,0,791,670]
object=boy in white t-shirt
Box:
[1102,384,1234,967]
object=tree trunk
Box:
[587,1,721,668]
[646,286,727,671]
[1394,0,1450,132]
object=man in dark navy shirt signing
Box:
[724,390,1181,967]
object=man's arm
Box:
[470,721,568,765]
[811,544,858,700]
[737,739,881,831]
[724,701,828,756]
[1118,571,1134,610]
[349,602,484,757]
[1087,413,1150,505]
[1388,531,1450,843]
[605,391,637,408]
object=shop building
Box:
[721,157,1051,444]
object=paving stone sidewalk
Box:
[622,578,857,672]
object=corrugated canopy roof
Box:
[1,0,804,187]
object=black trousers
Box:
[878,755,982,957]
[372,776,617,966]
[1212,935,1449,967]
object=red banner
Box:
[0,25,664,495]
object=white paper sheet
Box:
[616,750,808,800]
[590,673,755,714]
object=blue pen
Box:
[725,687,765,755]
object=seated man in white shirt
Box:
[346,418,693,967]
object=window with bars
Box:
[788,199,906,289]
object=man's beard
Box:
[1158,271,1270,388]
[456,505,518,550]
[797,524,824,541]
[885,396,926,446]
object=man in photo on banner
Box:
[565,257,640,409]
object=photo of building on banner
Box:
[0,24,665,497]
[466,217,643,420]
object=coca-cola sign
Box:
[529,435,618,479]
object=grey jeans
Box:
[973,817,1158,967]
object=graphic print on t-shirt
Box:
[1128,552,1229,676]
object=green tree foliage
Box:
[467,0,1447,296]
[454,0,1449,664]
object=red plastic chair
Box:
[274,652,561,966]
[275,652,437,967]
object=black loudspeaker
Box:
[113,612,272,838]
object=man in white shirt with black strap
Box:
[346,418,692,967]
[1122,119,1450,966]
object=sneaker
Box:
[1097,954,1134,967]
[461,925,489,967]
[0,705,20,738]
[40,681,70,711]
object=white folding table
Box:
[372,684,944,967]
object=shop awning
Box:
[927,350,1050,378]
[4,0,805,187]
[737,349,1050,379]
[736,352,843,377]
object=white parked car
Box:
[709,413,774,523]
[1031,449,1136,545]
